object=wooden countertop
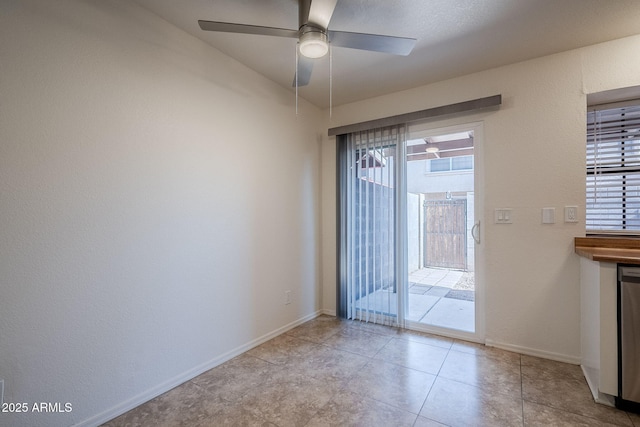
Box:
[575,236,640,264]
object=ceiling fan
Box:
[198,0,417,87]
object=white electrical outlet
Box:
[284,290,292,305]
[565,206,578,223]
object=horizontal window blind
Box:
[587,104,640,233]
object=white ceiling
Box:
[133,0,640,108]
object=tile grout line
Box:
[343,319,457,425]
[108,315,626,427]
[414,338,454,422]
[305,323,423,426]
[519,357,634,426]
[520,354,525,426]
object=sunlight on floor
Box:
[354,267,475,332]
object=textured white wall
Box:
[0,1,323,426]
[321,34,640,361]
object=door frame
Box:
[404,121,485,343]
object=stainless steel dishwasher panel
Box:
[617,266,640,411]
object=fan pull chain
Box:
[295,42,299,115]
[329,41,332,118]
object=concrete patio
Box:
[354,267,475,332]
[408,267,474,332]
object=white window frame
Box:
[586,101,640,235]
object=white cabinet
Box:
[580,257,617,405]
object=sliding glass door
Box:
[338,122,483,341]
[404,124,479,337]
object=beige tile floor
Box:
[103,315,640,427]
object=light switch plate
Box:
[542,207,555,224]
[565,206,578,223]
[494,208,513,224]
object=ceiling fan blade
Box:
[292,56,314,87]
[329,30,417,56]
[198,20,298,38]
[307,0,338,29]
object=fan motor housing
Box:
[299,28,329,58]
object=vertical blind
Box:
[339,125,406,325]
[587,103,640,233]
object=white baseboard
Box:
[77,311,323,427]
[484,339,581,365]
[582,365,600,401]
[581,365,616,407]
[595,392,615,407]
[320,308,336,316]
[406,321,484,344]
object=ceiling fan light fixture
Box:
[299,30,329,58]
[425,146,439,154]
